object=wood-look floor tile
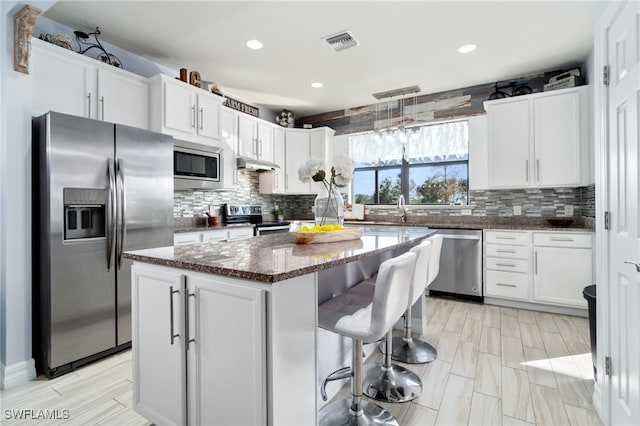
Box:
[97,405,150,426]
[430,302,453,325]
[523,346,557,388]
[371,394,411,422]
[553,314,586,344]
[444,306,467,333]
[576,325,592,347]
[479,326,502,356]
[424,319,445,346]
[435,331,461,362]
[571,315,589,328]
[460,318,483,346]
[61,400,126,425]
[517,309,537,324]
[466,303,485,321]
[434,374,474,426]
[502,314,522,338]
[502,335,526,370]
[416,359,452,410]
[468,392,502,426]
[564,403,603,426]
[484,306,502,328]
[530,383,570,426]
[451,341,479,379]
[501,366,535,423]
[551,359,593,409]
[541,331,570,358]
[401,403,438,426]
[535,312,560,333]
[520,322,545,350]
[474,353,502,398]
[565,340,590,357]
[501,306,519,317]
[503,415,536,426]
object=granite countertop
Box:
[126,226,434,283]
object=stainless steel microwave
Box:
[174,140,223,190]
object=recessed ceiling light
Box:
[311,82,323,88]
[458,44,477,54]
[246,39,263,50]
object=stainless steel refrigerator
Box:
[32,111,173,378]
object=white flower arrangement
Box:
[276,109,294,127]
[298,156,354,187]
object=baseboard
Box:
[0,358,36,390]
[483,297,588,317]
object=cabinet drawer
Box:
[485,231,529,245]
[533,232,592,248]
[485,244,530,259]
[486,257,529,273]
[485,271,529,300]
[202,230,227,242]
[174,232,201,245]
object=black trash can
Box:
[583,284,597,380]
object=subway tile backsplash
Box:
[174,171,596,224]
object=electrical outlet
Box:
[565,205,574,216]
[513,205,522,216]
[461,209,472,216]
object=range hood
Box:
[236,156,280,172]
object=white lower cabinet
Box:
[484,229,593,310]
[174,227,253,245]
[533,233,592,308]
[132,263,266,426]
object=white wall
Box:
[0,0,57,389]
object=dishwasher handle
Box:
[437,234,481,241]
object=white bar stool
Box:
[362,240,432,403]
[318,251,417,426]
[390,234,443,363]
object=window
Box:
[350,120,469,205]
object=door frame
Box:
[594,1,633,424]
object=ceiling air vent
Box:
[323,31,359,52]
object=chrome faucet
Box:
[397,195,407,222]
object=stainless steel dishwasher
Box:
[428,229,483,301]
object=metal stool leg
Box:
[390,307,438,364]
[319,339,398,425]
[363,330,422,403]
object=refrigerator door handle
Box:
[116,159,127,270]
[107,159,117,270]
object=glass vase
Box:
[314,184,345,226]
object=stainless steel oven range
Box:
[221,204,290,236]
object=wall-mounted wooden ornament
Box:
[14,4,42,74]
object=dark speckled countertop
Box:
[126,226,434,283]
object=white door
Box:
[237,115,257,159]
[606,1,640,425]
[285,131,311,193]
[220,108,239,189]
[273,127,286,192]
[164,81,195,135]
[196,94,221,141]
[257,121,275,162]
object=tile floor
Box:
[0,296,602,425]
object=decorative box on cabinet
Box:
[149,74,222,145]
[132,263,266,426]
[484,86,589,189]
[31,38,149,129]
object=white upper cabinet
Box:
[237,115,275,163]
[149,74,222,145]
[283,130,311,194]
[31,38,149,129]
[259,126,286,194]
[219,107,239,190]
[484,86,589,189]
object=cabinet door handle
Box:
[169,286,180,345]
[199,107,204,130]
[496,249,517,253]
[534,251,538,275]
[191,105,196,128]
[259,139,263,156]
[536,159,540,182]
[496,283,517,288]
[87,93,92,118]
[100,96,105,120]
[185,291,196,349]
[274,170,278,190]
[624,261,640,273]
[550,237,574,242]
[285,174,289,191]
[496,236,517,240]
[525,160,529,182]
[496,262,517,267]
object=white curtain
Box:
[350,120,468,166]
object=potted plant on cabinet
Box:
[276,207,286,222]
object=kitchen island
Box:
[125,225,434,426]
